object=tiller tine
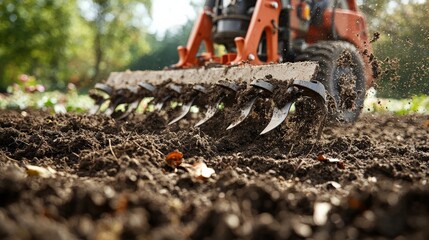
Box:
[195,96,223,127]
[88,83,113,115]
[139,82,157,93]
[114,82,157,120]
[154,83,182,111]
[260,102,293,135]
[115,99,140,120]
[169,84,207,125]
[104,86,139,117]
[88,99,104,115]
[260,80,327,135]
[195,80,240,127]
[226,79,274,130]
[226,97,257,130]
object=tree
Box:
[130,20,193,70]
[358,0,429,98]
[0,0,74,91]
[0,0,153,91]
[370,0,429,98]
[78,0,152,85]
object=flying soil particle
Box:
[370,32,380,43]
[336,50,357,111]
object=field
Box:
[0,108,428,239]
[1,0,428,238]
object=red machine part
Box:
[174,0,374,86]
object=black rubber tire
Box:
[296,41,366,124]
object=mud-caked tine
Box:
[104,86,140,117]
[104,97,123,116]
[195,96,223,127]
[169,84,207,125]
[226,97,257,130]
[88,94,106,115]
[226,79,274,130]
[195,80,240,127]
[260,87,296,135]
[154,83,182,111]
[88,83,113,115]
[260,80,327,135]
[115,82,157,120]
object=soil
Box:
[0,109,428,239]
[336,50,358,111]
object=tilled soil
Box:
[0,110,428,239]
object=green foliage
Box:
[81,0,152,84]
[0,0,152,92]
[363,0,429,98]
[130,20,193,70]
[364,91,429,114]
[0,0,73,90]
[0,90,93,114]
[1,73,92,113]
[393,95,429,115]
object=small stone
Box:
[292,222,312,238]
[224,214,240,229]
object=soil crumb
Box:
[370,32,381,43]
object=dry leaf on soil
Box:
[336,161,346,169]
[192,162,215,180]
[181,162,215,180]
[165,150,183,168]
[317,154,328,161]
[26,165,56,178]
[317,154,345,169]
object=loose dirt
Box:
[0,110,428,239]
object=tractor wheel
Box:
[296,41,366,124]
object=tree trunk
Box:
[92,30,103,83]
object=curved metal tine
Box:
[89,84,113,115]
[88,96,108,115]
[115,99,141,120]
[168,96,197,125]
[260,101,293,135]
[154,83,182,112]
[154,95,171,111]
[292,80,328,139]
[139,82,156,93]
[104,106,115,116]
[88,102,103,115]
[104,105,116,117]
[94,83,113,96]
[104,98,122,117]
[251,79,274,92]
[195,96,224,127]
[292,80,326,103]
[226,96,257,130]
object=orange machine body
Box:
[174,0,374,87]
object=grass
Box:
[0,90,93,114]
[1,87,428,115]
[364,88,429,115]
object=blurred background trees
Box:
[0,0,427,98]
[0,0,73,90]
[364,0,429,98]
[0,0,152,91]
